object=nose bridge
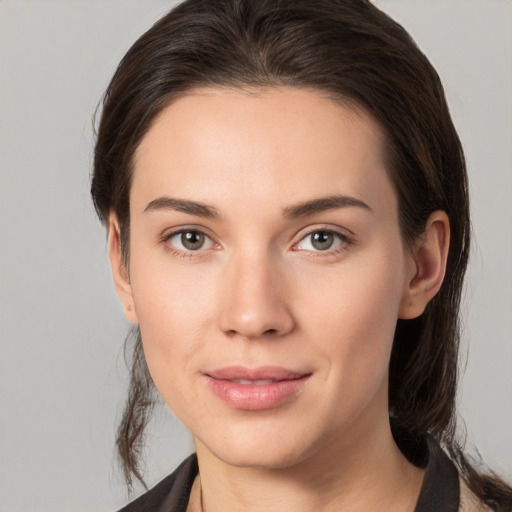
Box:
[218,245,295,339]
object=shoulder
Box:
[394,426,500,512]
[421,436,508,512]
[459,479,492,512]
[116,454,198,512]
[459,478,512,512]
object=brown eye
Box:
[311,231,335,251]
[180,231,205,250]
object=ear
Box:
[398,211,450,319]
[108,214,139,324]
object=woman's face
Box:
[112,87,422,469]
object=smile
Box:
[204,366,311,410]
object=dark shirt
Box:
[117,434,460,512]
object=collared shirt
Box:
[117,435,489,512]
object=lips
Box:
[204,366,311,410]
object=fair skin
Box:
[109,87,449,512]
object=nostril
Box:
[264,329,278,335]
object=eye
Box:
[295,229,348,252]
[166,229,216,252]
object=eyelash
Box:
[292,227,355,257]
[160,228,218,259]
[160,226,355,259]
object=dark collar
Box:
[414,435,460,512]
[392,424,460,512]
[118,432,460,512]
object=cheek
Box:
[127,231,407,427]
[294,248,406,376]
[128,254,218,397]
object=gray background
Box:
[0,1,510,511]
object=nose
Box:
[218,251,296,340]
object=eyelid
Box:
[160,225,220,253]
[291,225,355,252]
[158,224,354,256]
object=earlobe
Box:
[398,211,450,320]
[108,214,139,324]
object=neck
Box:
[193,416,424,512]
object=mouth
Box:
[204,366,312,410]
[230,379,279,385]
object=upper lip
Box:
[205,366,309,382]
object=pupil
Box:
[312,231,333,250]
[182,231,204,250]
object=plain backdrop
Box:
[0,1,511,511]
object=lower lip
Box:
[205,375,310,410]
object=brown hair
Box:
[91,0,511,507]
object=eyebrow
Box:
[283,195,372,218]
[144,197,220,219]
[143,194,371,220]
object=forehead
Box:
[131,86,395,217]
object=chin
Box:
[193,416,323,470]
[214,445,307,470]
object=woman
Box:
[91,0,512,510]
